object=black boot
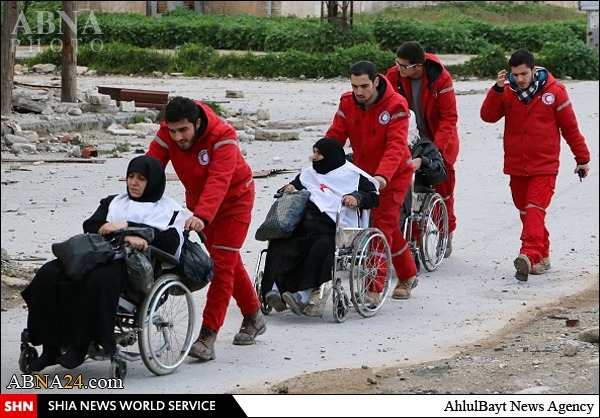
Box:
[29,345,61,372]
[57,345,88,369]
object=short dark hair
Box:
[508,49,535,69]
[350,61,378,82]
[164,96,199,124]
[396,41,426,65]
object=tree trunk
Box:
[61,1,77,103]
[1,1,20,116]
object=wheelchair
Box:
[400,181,449,273]
[19,244,196,380]
[253,205,393,323]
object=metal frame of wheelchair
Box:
[401,183,449,273]
[253,205,393,323]
[19,246,196,380]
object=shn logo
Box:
[4,401,33,412]
[0,395,36,417]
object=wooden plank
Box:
[120,89,169,104]
[97,86,123,100]
[14,81,61,89]
[125,101,167,110]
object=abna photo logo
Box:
[11,10,104,53]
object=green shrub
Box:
[374,17,584,55]
[174,44,217,76]
[77,42,172,75]
[112,142,131,153]
[25,47,61,66]
[205,101,226,117]
[452,45,507,79]
[264,22,373,53]
[451,42,599,81]
[131,114,149,124]
[538,42,599,80]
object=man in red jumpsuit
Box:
[326,61,418,300]
[386,41,460,258]
[147,96,265,361]
[481,49,591,282]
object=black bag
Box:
[124,245,154,303]
[255,190,311,241]
[178,231,213,292]
[412,141,448,187]
[51,233,115,281]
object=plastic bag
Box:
[411,141,448,187]
[255,190,311,241]
[178,231,213,292]
[51,233,115,281]
[124,245,154,303]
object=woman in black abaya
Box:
[21,155,185,371]
[260,138,379,316]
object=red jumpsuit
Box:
[481,69,590,265]
[326,74,417,285]
[386,53,460,235]
[147,101,260,332]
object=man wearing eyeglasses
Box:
[326,61,419,300]
[386,41,460,259]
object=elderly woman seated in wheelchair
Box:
[258,137,380,318]
[20,155,186,373]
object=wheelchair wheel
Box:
[139,274,195,376]
[332,278,349,323]
[350,228,392,318]
[255,271,272,315]
[109,357,127,380]
[19,345,38,374]
[418,193,448,272]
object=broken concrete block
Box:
[11,97,50,114]
[31,63,56,73]
[225,90,245,98]
[254,129,301,142]
[256,108,270,120]
[87,93,112,105]
[11,143,37,154]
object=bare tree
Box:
[61,1,77,103]
[321,1,353,28]
[1,1,20,116]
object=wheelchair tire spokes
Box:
[419,193,448,272]
[139,275,195,375]
[350,228,392,318]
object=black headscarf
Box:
[126,155,166,202]
[312,137,346,175]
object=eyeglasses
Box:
[395,59,419,71]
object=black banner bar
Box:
[36,394,247,418]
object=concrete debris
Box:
[579,327,599,343]
[225,90,245,98]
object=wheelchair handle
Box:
[148,245,180,266]
[336,204,344,226]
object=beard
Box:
[176,126,200,151]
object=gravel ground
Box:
[236,277,599,395]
